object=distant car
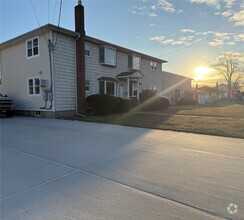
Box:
[0,93,14,117]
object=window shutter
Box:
[99,47,105,63]
[128,55,132,68]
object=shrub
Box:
[86,94,115,115]
[178,98,198,105]
[113,97,129,113]
[86,94,129,115]
[140,90,156,103]
[140,95,170,112]
[140,90,170,111]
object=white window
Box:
[26,37,39,59]
[99,81,116,96]
[99,46,117,66]
[28,78,40,95]
[128,55,140,70]
[130,82,138,97]
[85,42,91,56]
[85,80,90,92]
[150,61,157,70]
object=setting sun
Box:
[194,66,212,80]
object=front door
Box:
[120,82,124,98]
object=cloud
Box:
[208,40,224,47]
[150,35,186,45]
[181,28,196,33]
[188,0,220,9]
[226,42,236,45]
[156,0,176,12]
[179,36,195,41]
[131,0,177,16]
[161,39,185,45]
[234,33,244,42]
[219,52,244,63]
[230,10,244,26]
[150,35,165,41]
[150,23,163,28]
[224,0,235,9]
[148,12,158,17]
[221,11,232,17]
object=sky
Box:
[1,0,244,86]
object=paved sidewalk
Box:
[1,117,243,219]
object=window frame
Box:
[27,77,41,96]
[99,46,117,67]
[150,61,157,71]
[85,80,90,92]
[26,36,40,59]
[85,42,91,57]
[128,54,141,70]
[99,80,116,96]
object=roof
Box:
[0,24,167,64]
[97,77,117,82]
[197,86,217,92]
[163,71,194,80]
[0,24,78,50]
[116,70,144,79]
[162,71,193,80]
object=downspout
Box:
[47,39,54,110]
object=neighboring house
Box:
[161,71,192,104]
[217,83,229,98]
[194,84,228,104]
[0,1,192,117]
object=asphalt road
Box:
[0,117,243,220]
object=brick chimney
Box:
[75,0,86,114]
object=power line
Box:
[52,0,58,23]
[29,0,49,45]
[157,9,244,58]
[53,0,63,47]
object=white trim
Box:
[150,61,157,71]
[99,80,117,96]
[128,54,141,71]
[26,36,40,60]
[85,79,90,92]
[85,42,91,57]
[100,46,117,67]
[27,77,41,97]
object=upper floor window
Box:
[99,46,117,66]
[85,42,91,57]
[26,37,39,59]
[128,55,140,70]
[28,78,40,95]
[150,61,157,70]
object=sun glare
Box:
[194,66,212,80]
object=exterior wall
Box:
[52,32,77,111]
[140,59,163,94]
[85,42,164,98]
[161,71,192,104]
[0,32,51,111]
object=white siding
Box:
[0,32,51,111]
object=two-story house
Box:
[0,1,192,117]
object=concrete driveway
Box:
[1,117,243,220]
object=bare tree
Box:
[211,53,243,98]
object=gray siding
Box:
[53,32,77,111]
[85,43,164,97]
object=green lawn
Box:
[65,103,244,139]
